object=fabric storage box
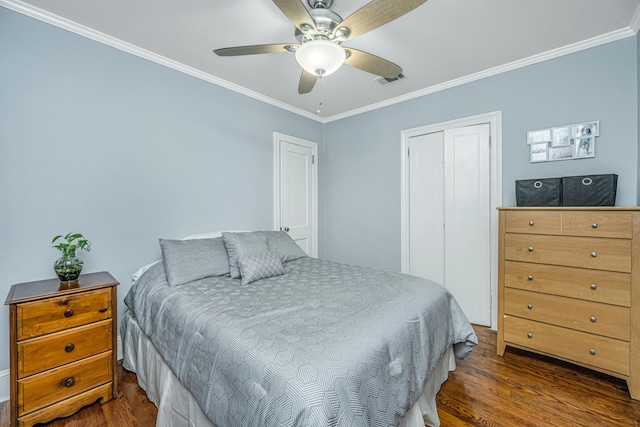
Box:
[515,178,562,207]
[562,174,618,206]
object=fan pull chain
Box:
[315,77,323,115]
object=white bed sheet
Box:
[122,310,456,427]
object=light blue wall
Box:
[0,8,323,372]
[321,37,638,270]
[1,6,639,378]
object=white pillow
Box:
[131,260,161,283]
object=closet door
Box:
[409,124,491,325]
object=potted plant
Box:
[52,232,91,283]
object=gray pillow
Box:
[222,232,270,279]
[237,251,285,285]
[159,237,230,286]
[263,231,308,262]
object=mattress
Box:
[122,310,456,427]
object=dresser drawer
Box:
[504,261,631,307]
[504,288,630,340]
[17,352,112,416]
[504,234,631,272]
[17,288,112,340]
[503,316,629,376]
[562,211,633,239]
[18,319,112,378]
[504,211,561,235]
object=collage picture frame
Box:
[527,121,598,163]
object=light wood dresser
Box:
[497,207,639,400]
[4,271,119,426]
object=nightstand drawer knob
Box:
[65,343,75,352]
[592,223,598,229]
[62,377,75,387]
[528,275,534,281]
[64,309,74,317]
[590,349,596,356]
[527,333,533,338]
[590,316,597,323]
[528,247,534,252]
[591,284,597,290]
[527,304,533,310]
[529,221,534,226]
[591,252,597,258]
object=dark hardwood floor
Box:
[1,325,639,426]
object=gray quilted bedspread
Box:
[124,257,477,427]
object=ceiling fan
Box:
[214,0,427,94]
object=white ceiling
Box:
[4,0,640,121]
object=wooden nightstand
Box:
[4,271,119,426]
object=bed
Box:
[122,231,477,427]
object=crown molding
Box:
[0,0,324,123]
[630,3,640,34]
[324,27,636,122]
[2,0,636,124]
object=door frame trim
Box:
[400,111,502,329]
[273,132,319,257]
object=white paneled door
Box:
[274,133,318,257]
[408,124,491,325]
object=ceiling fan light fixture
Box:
[295,39,345,77]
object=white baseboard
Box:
[0,368,8,403]
[0,335,123,404]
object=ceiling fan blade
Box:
[273,0,316,32]
[344,48,402,78]
[298,70,318,94]
[214,44,297,56]
[336,0,427,39]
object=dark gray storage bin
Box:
[562,174,618,206]
[515,178,562,207]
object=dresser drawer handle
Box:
[528,247,534,252]
[99,308,108,313]
[527,304,533,310]
[589,349,596,356]
[591,284,597,290]
[590,316,597,323]
[62,377,75,387]
[527,333,533,338]
[528,275,534,281]
[592,223,598,229]
[59,299,70,306]
[65,343,75,352]
[591,252,597,258]
[64,309,74,317]
[529,221,534,226]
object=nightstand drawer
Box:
[504,234,631,272]
[504,261,631,307]
[17,352,112,416]
[18,319,112,378]
[17,288,112,340]
[504,211,561,235]
[503,316,629,376]
[504,288,630,340]
[562,211,632,239]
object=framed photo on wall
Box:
[551,127,570,147]
[571,121,599,138]
[530,142,548,162]
[574,136,595,158]
[527,129,551,145]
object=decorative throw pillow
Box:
[237,251,285,285]
[222,232,270,279]
[159,237,230,286]
[263,231,308,262]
